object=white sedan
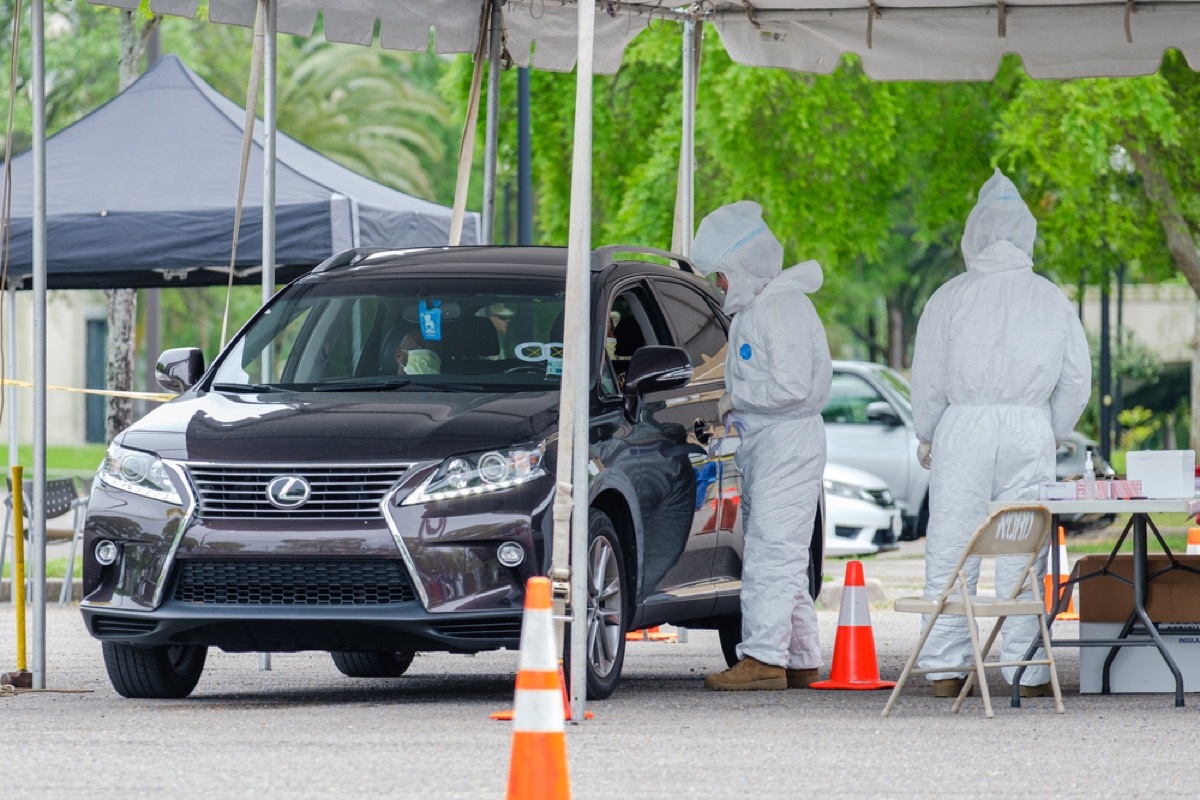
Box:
[824,462,902,558]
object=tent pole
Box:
[30,0,48,690]
[6,283,16,471]
[481,2,502,245]
[262,0,277,306]
[678,18,698,258]
[548,0,595,725]
[259,0,277,674]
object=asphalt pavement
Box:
[4,541,1200,799]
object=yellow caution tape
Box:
[1,378,173,403]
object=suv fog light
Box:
[496,541,525,568]
[95,540,119,566]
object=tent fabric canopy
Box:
[88,0,1200,79]
[3,54,477,290]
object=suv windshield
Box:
[211,275,567,391]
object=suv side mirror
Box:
[156,348,205,394]
[622,346,693,422]
[865,401,902,427]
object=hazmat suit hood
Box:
[692,201,802,315]
[961,168,1037,273]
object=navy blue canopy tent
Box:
[2,54,475,290]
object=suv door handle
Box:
[694,418,713,444]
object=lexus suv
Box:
[81,245,824,699]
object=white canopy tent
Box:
[15,1,1200,713]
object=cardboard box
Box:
[1125,450,1195,498]
[1077,554,1200,623]
[1079,622,1200,693]
[1076,554,1200,692]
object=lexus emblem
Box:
[266,475,312,509]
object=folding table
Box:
[987,498,1200,708]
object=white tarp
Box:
[87,0,1200,79]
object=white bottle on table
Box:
[1084,449,1096,500]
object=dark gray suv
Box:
[81,246,824,699]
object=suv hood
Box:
[118,390,560,463]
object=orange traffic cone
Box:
[1043,526,1078,620]
[810,561,895,691]
[1188,528,1200,555]
[505,577,571,800]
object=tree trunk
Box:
[105,12,161,440]
[1124,144,1200,449]
[885,297,905,370]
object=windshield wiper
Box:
[310,378,488,392]
[211,382,280,393]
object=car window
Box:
[653,279,727,384]
[606,284,668,386]
[212,276,568,391]
[823,372,887,424]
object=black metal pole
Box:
[517,67,532,246]
[1099,276,1112,461]
[1114,263,1125,443]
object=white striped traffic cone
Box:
[505,577,571,800]
[810,560,895,690]
[1188,528,1200,555]
[1043,526,1078,620]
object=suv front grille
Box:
[186,464,409,520]
[172,559,417,605]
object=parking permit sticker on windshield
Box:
[419,300,442,341]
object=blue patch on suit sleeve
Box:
[739,343,752,360]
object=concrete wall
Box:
[2,289,108,449]
[1075,283,1196,364]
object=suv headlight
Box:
[404,446,546,504]
[99,443,182,504]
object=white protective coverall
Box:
[692,201,833,670]
[911,169,1091,685]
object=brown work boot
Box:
[786,668,820,689]
[931,677,968,698]
[1018,682,1055,698]
[704,656,786,691]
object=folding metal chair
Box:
[2,476,88,605]
[882,504,1063,718]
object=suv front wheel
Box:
[330,650,416,678]
[564,508,627,700]
[102,641,208,698]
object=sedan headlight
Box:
[404,446,546,504]
[99,443,182,504]
[823,478,876,504]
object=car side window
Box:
[652,279,727,383]
[823,372,887,424]
[606,284,668,387]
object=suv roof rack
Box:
[593,245,695,274]
[311,246,398,274]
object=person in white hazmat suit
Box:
[911,169,1091,698]
[692,201,833,692]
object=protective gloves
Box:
[718,392,734,418]
[917,441,932,470]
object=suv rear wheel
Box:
[330,650,416,678]
[564,508,627,700]
[102,641,207,699]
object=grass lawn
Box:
[3,556,81,580]
[1,444,106,480]
[1067,511,1197,556]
